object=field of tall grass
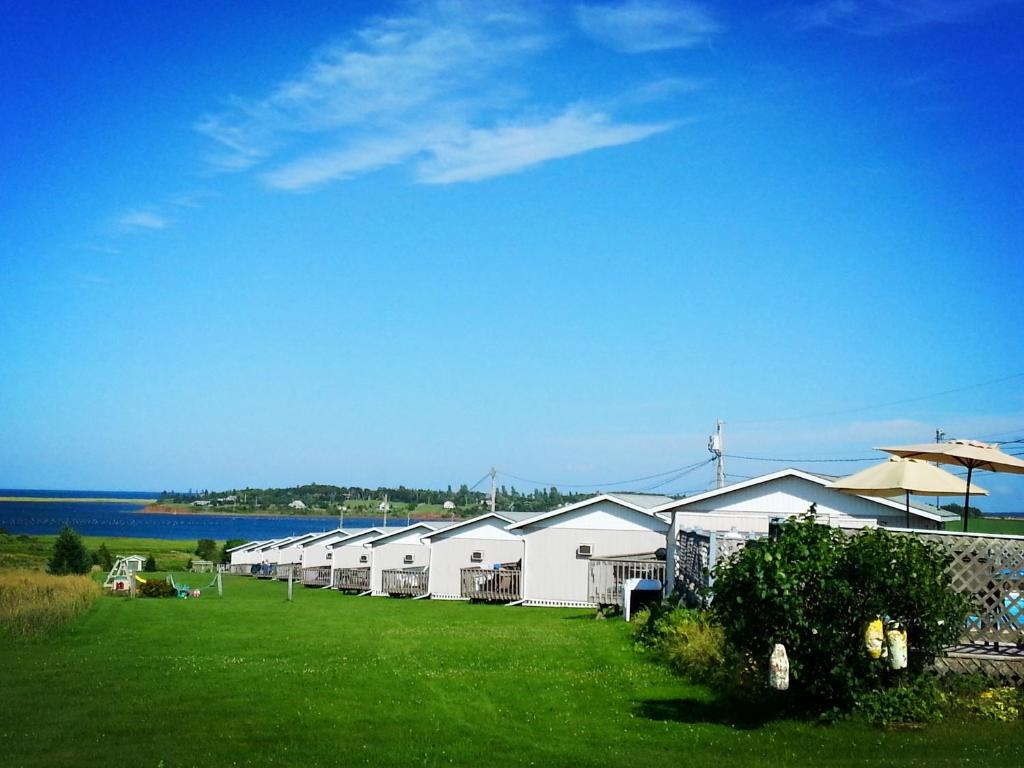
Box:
[0,569,101,637]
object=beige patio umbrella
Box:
[826,456,988,528]
[875,440,1024,531]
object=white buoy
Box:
[885,624,908,670]
[769,643,789,690]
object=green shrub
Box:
[137,579,176,598]
[964,687,1023,722]
[143,554,158,572]
[854,676,946,727]
[47,526,92,575]
[711,512,968,714]
[631,604,726,684]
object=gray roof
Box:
[606,493,676,509]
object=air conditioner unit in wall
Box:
[576,544,593,558]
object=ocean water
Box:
[0,489,396,539]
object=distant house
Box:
[121,554,147,572]
[507,494,671,607]
[192,500,212,507]
[288,500,307,510]
[653,468,959,534]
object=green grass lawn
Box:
[1,575,1021,768]
[960,516,1024,535]
[0,533,211,571]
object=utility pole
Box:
[708,420,725,489]
[935,428,946,509]
[489,467,497,514]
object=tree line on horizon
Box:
[157,482,605,515]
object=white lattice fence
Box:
[904,531,1024,645]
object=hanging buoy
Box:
[885,622,908,670]
[864,618,884,660]
[769,644,789,690]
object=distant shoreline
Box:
[0,496,157,504]
[138,503,457,521]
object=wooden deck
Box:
[302,566,332,587]
[588,556,666,606]
[256,563,277,579]
[333,567,371,592]
[276,563,302,581]
[381,567,428,597]
[461,566,521,602]
[228,564,251,575]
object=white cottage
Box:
[653,468,959,534]
[421,512,529,600]
[299,528,351,586]
[228,540,272,573]
[329,528,386,591]
[275,532,322,580]
[366,523,446,596]
[507,494,671,607]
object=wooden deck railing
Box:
[276,563,302,581]
[381,568,429,596]
[333,567,371,591]
[461,567,521,602]
[228,564,250,575]
[588,557,666,606]
[302,566,332,587]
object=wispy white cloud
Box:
[197,0,698,191]
[418,108,674,184]
[575,0,721,53]
[117,211,170,231]
[792,0,1015,35]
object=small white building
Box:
[507,494,671,607]
[421,512,529,600]
[329,528,387,591]
[271,533,321,579]
[288,500,307,510]
[653,468,959,533]
[366,523,446,596]
[227,540,270,573]
[120,554,147,573]
[300,528,351,568]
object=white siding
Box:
[369,536,432,595]
[517,502,668,605]
[668,475,938,531]
[522,527,666,604]
[301,532,350,568]
[426,518,524,599]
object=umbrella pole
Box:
[963,466,973,532]
[905,491,910,528]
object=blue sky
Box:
[2,1,1023,510]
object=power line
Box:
[734,372,1024,425]
[498,458,711,490]
[636,458,716,492]
[724,453,878,463]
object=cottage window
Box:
[326,552,332,560]
[403,554,414,565]
[470,551,484,563]
[359,554,368,563]
[576,543,593,558]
